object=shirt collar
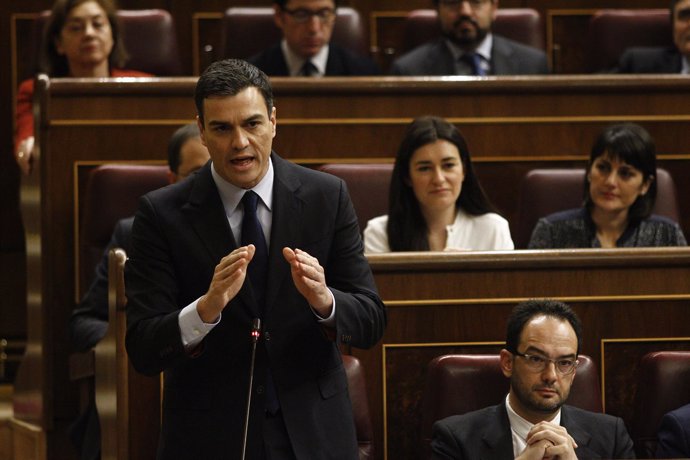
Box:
[210,157,274,216]
[281,39,329,76]
[505,393,561,442]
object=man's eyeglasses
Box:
[513,351,579,375]
[438,0,492,10]
[282,7,336,24]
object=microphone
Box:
[241,318,261,460]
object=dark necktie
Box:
[241,191,268,309]
[461,52,487,76]
[300,60,318,77]
[240,191,279,414]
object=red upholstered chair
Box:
[317,163,393,234]
[400,9,544,54]
[80,164,168,293]
[631,351,690,458]
[342,355,374,460]
[585,9,673,72]
[515,168,680,249]
[419,354,601,459]
[32,9,182,76]
[220,7,368,60]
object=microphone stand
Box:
[241,318,261,460]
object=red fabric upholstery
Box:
[317,163,393,234]
[400,9,544,54]
[631,351,690,458]
[80,164,168,292]
[420,354,601,459]
[33,9,182,76]
[343,355,374,460]
[586,9,672,72]
[220,7,368,60]
[515,168,679,249]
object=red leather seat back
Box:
[317,163,393,235]
[343,355,374,460]
[586,9,673,72]
[631,351,690,458]
[80,164,169,292]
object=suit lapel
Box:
[491,37,515,75]
[182,163,259,316]
[264,154,304,316]
[480,403,515,459]
[561,406,595,458]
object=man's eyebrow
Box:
[522,345,576,359]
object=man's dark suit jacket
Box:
[656,402,690,458]
[248,42,380,76]
[125,153,386,459]
[70,216,133,351]
[616,46,684,73]
[431,402,635,459]
[390,35,549,76]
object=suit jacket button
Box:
[256,385,264,394]
[264,332,271,341]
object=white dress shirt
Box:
[281,39,329,77]
[505,393,562,458]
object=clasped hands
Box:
[516,421,578,460]
[197,245,332,323]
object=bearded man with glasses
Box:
[391,0,548,76]
[431,299,635,459]
[248,0,379,76]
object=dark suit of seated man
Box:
[248,0,379,76]
[617,0,690,74]
[656,402,690,458]
[125,59,386,459]
[431,300,635,460]
[390,0,548,76]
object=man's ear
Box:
[499,349,513,378]
[196,116,207,147]
[273,5,285,30]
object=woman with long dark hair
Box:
[528,123,686,248]
[364,116,513,252]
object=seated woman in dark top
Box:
[528,123,687,248]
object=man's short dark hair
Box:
[505,300,582,355]
[167,123,200,174]
[195,59,274,125]
[273,0,339,8]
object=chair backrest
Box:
[420,353,601,459]
[94,248,161,460]
[585,9,673,72]
[32,9,182,76]
[631,351,690,458]
[220,6,368,60]
[317,163,393,234]
[515,168,680,249]
[80,164,168,292]
[400,9,544,54]
[342,355,374,460]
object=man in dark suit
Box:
[125,59,386,459]
[617,0,690,74]
[248,0,379,76]
[431,300,635,459]
[656,402,690,458]
[390,0,548,76]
